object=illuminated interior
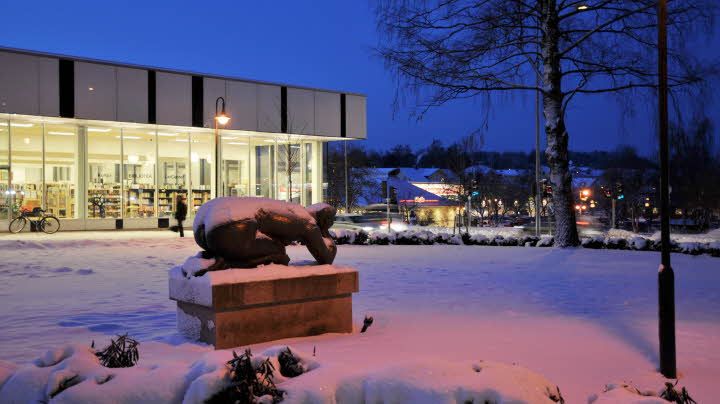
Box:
[0,113,334,222]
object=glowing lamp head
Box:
[577,4,589,10]
[214,96,230,126]
[215,114,230,126]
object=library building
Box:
[0,47,366,231]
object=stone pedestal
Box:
[169,264,359,349]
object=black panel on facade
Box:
[58,59,74,118]
[340,93,347,138]
[148,70,157,124]
[158,218,169,228]
[281,86,288,133]
[115,219,123,230]
[191,75,204,127]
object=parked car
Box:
[332,213,407,232]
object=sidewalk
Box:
[0,228,183,242]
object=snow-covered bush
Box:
[368,231,394,245]
[331,229,360,245]
[708,241,720,257]
[433,232,463,245]
[394,229,435,245]
[679,242,703,255]
[581,236,605,249]
[537,235,554,247]
[494,235,523,246]
[206,348,282,404]
[605,237,628,250]
[93,334,139,368]
[331,229,370,245]
[462,232,490,245]
[352,230,369,245]
[589,381,696,404]
[331,226,720,257]
[518,235,540,247]
[628,236,650,251]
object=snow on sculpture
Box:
[191,197,337,273]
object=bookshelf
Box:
[87,185,121,218]
[158,188,187,217]
[45,183,75,218]
[125,187,155,218]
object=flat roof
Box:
[0,45,366,97]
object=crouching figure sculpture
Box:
[193,197,337,271]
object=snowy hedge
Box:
[330,228,720,257]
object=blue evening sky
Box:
[0,0,717,156]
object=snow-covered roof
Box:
[387,176,460,207]
[371,167,456,183]
[465,165,533,177]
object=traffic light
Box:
[616,183,624,200]
[601,185,613,199]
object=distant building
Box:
[364,167,462,227]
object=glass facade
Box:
[87,126,121,218]
[0,114,329,226]
[44,123,78,218]
[9,121,43,214]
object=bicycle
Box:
[9,207,61,234]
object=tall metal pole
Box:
[535,83,541,236]
[386,177,391,232]
[611,198,616,229]
[215,120,220,198]
[657,0,676,379]
[344,141,349,213]
[535,19,542,237]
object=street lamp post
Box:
[657,0,676,379]
[535,18,542,237]
[214,96,230,198]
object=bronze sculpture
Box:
[192,197,337,272]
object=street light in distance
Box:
[214,96,230,197]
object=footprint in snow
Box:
[51,267,73,273]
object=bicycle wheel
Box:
[9,217,27,233]
[40,216,61,234]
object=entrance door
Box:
[0,166,9,220]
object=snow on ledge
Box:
[169,263,358,308]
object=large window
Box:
[221,134,250,197]
[87,126,122,218]
[1,115,331,223]
[0,119,9,220]
[303,142,313,205]
[9,121,43,213]
[122,129,156,218]
[190,132,214,214]
[253,138,275,199]
[44,123,78,218]
[158,130,189,218]
[277,139,302,203]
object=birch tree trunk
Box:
[542,0,580,247]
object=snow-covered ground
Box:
[0,230,719,402]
